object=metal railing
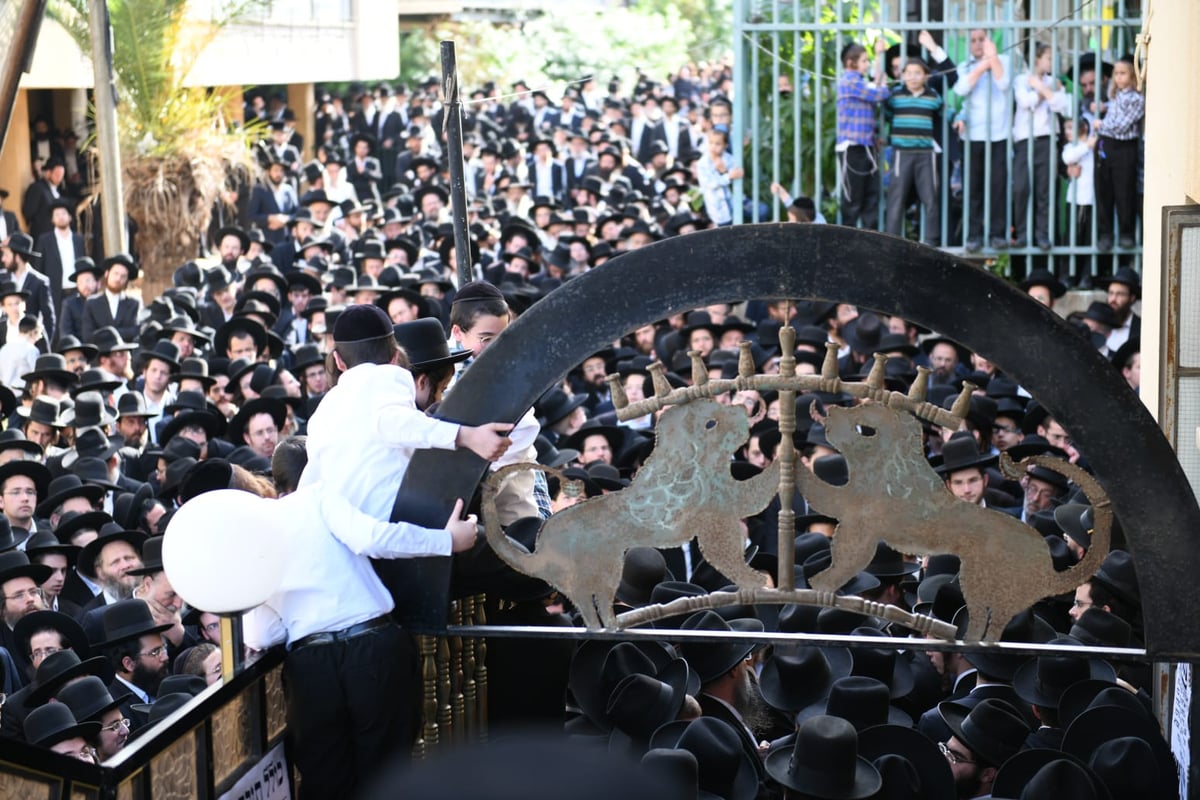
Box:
[731,0,1143,282]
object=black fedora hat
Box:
[90,326,138,354]
[759,644,852,713]
[215,225,250,251]
[1062,698,1175,785]
[176,358,217,391]
[938,698,1031,767]
[67,257,103,283]
[677,610,763,685]
[1095,266,1141,297]
[865,542,920,579]
[393,318,469,371]
[605,660,690,750]
[615,546,673,607]
[764,715,881,800]
[56,334,98,361]
[801,551,881,597]
[130,675,208,719]
[60,391,118,429]
[213,317,268,356]
[27,648,115,705]
[54,510,113,546]
[21,353,80,388]
[77,524,145,581]
[1085,734,1173,800]
[796,675,912,730]
[159,395,227,446]
[16,394,65,427]
[991,750,1113,800]
[24,529,81,562]
[13,608,89,662]
[70,456,122,492]
[920,334,972,366]
[1020,268,1068,299]
[102,253,140,281]
[290,344,326,373]
[36,473,106,517]
[1012,636,1116,709]
[1091,550,1139,608]
[0,515,29,552]
[650,716,760,800]
[1068,607,1131,648]
[226,397,287,446]
[954,607,1057,680]
[159,315,211,344]
[125,535,164,577]
[0,549,51,589]
[24,702,101,747]
[533,435,579,470]
[56,674,131,724]
[569,639,691,731]
[536,386,588,427]
[843,312,885,356]
[5,232,41,260]
[857,723,956,800]
[99,598,172,647]
[931,434,997,475]
[561,421,626,464]
[72,369,123,396]
[0,459,51,501]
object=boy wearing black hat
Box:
[2,232,55,347]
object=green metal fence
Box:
[731,0,1143,282]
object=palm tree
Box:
[50,0,266,296]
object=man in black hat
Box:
[137,341,180,443]
[0,551,51,668]
[0,460,50,533]
[78,525,145,614]
[1098,267,1140,352]
[58,257,102,342]
[98,599,172,725]
[35,197,85,320]
[21,156,68,240]
[2,232,55,347]
[57,675,131,761]
[934,435,997,509]
[938,698,1030,799]
[248,157,299,245]
[80,255,141,343]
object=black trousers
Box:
[966,139,1008,242]
[839,144,880,230]
[283,623,419,800]
[886,149,940,245]
[1096,136,1139,242]
[1012,135,1052,244]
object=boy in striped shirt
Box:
[884,58,944,245]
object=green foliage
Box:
[629,0,734,62]
[742,0,889,216]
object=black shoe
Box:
[1118,235,1136,249]
[1097,236,1114,251]
[989,237,1009,250]
[1076,274,1093,290]
[1036,237,1053,250]
[965,239,982,253]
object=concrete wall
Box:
[1140,0,1200,422]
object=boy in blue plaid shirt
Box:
[837,39,890,229]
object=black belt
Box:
[289,615,391,651]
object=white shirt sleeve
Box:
[318,490,453,558]
[243,603,288,650]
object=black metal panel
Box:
[389,223,1200,658]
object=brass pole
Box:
[776,322,798,591]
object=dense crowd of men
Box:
[0,33,1165,800]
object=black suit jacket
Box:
[199,302,231,332]
[0,684,33,741]
[247,183,297,245]
[0,210,19,239]
[107,676,145,734]
[58,294,86,342]
[35,230,84,321]
[17,267,56,346]
[633,120,668,166]
[526,158,567,201]
[21,180,63,240]
[81,294,141,345]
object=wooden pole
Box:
[440,41,472,289]
[88,0,127,256]
[0,1,47,159]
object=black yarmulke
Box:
[333,303,394,343]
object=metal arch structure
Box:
[386,223,1200,659]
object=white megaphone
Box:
[162,489,288,613]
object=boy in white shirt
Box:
[1062,118,1097,285]
[0,315,42,389]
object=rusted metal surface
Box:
[481,398,781,629]
[389,223,1200,658]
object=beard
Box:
[99,574,137,601]
[954,767,984,799]
[131,659,168,697]
[732,663,773,738]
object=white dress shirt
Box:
[298,362,460,521]
[54,229,77,290]
[242,487,452,648]
[1012,72,1070,142]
